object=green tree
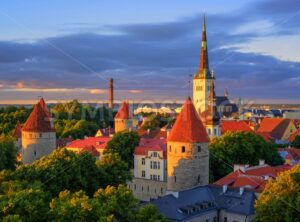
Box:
[49,190,95,222]
[9,149,100,196]
[135,205,168,222]
[0,136,17,171]
[255,164,300,222]
[96,153,131,187]
[106,131,139,168]
[209,132,283,181]
[292,135,300,148]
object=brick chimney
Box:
[108,78,113,109]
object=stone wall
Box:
[21,131,56,164]
[167,141,209,192]
[128,178,167,202]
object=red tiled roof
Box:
[12,121,22,138]
[288,129,300,142]
[80,145,100,157]
[66,136,111,150]
[168,98,209,143]
[134,138,167,159]
[256,132,273,142]
[137,127,168,140]
[214,164,291,191]
[257,118,292,139]
[22,103,54,132]
[115,102,130,119]
[39,97,50,118]
[221,120,253,134]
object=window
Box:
[142,170,145,177]
[198,146,201,152]
[208,129,211,135]
[224,217,227,222]
[141,186,143,191]
[206,219,209,222]
[150,175,153,180]
[214,128,217,135]
[169,145,172,152]
[158,161,160,169]
[39,133,42,138]
[34,151,37,157]
[181,146,185,153]
[213,217,217,222]
[161,187,163,194]
[158,175,160,181]
[147,186,149,192]
[150,161,153,169]
[198,175,200,183]
[134,184,136,190]
[153,152,157,157]
[141,158,145,165]
[174,176,177,183]
[196,86,203,91]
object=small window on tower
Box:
[169,145,172,152]
[181,146,185,153]
[34,151,36,157]
[198,175,201,183]
[174,176,177,183]
[198,146,201,152]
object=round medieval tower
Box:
[167,97,210,192]
[21,99,56,164]
[114,101,133,133]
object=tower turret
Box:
[114,102,134,133]
[167,97,210,192]
[21,100,56,164]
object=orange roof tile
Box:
[12,121,22,138]
[134,138,167,159]
[221,120,253,134]
[168,97,209,143]
[66,136,111,150]
[257,118,292,139]
[115,102,130,119]
[22,103,54,132]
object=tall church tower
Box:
[167,98,210,192]
[114,101,134,133]
[193,15,214,115]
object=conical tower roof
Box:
[39,97,50,117]
[22,103,55,132]
[13,121,22,138]
[115,102,131,119]
[168,97,210,143]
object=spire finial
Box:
[203,14,206,32]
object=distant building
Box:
[66,136,111,159]
[114,101,135,133]
[21,98,56,164]
[214,161,291,192]
[221,120,253,135]
[12,120,22,150]
[151,185,256,222]
[278,147,300,165]
[257,118,297,143]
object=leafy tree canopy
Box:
[209,131,283,181]
[0,136,18,171]
[106,131,139,168]
[255,164,300,222]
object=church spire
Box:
[197,14,211,79]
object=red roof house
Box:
[221,120,253,134]
[134,138,167,159]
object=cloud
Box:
[0,0,300,103]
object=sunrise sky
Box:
[0,0,300,104]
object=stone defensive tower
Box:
[193,15,214,115]
[114,101,133,133]
[21,98,56,164]
[167,97,210,192]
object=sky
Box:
[0,0,300,104]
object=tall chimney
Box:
[108,78,114,109]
